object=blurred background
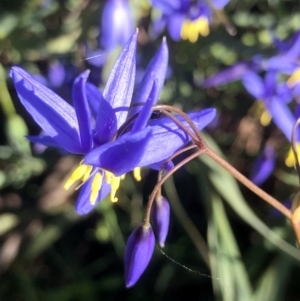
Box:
[1,0,300,300]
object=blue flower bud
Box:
[151,196,170,247]
[124,224,155,287]
[100,0,134,51]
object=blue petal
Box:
[285,31,300,58]
[100,0,134,50]
[85,82,102,117]
[130,38,169,117]
[86,82,117,145]
[73,71,93,152]
[212,0,230,9]
[266,55,297,74]
[151,16,167,39]
[242,71,264,99]
[147,160,174,171]
[48,61,65,88]
[266,96,296,141]
[138,108,216,167]
[167,14,184,41]
[27,135,61,148]
[10,67,83,154]
[203,58,263,87]
[150,0,180,13]
[83,128,153,176]
[95,94,117,145]
[264,71,277,97]
[75,175,111,215]
[103,31,137,128]
[151,196,170,247]
[125,224,155,287]
[250,146,276,185]
[131,80,157,133]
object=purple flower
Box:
[242,71,295,141]
[11,32,217,215]
[150,0,230,42]
[250,146,276,185]
[124,224,155,287]
[99,0,134,51]
[151,195,170,247]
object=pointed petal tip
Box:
[124,224,155,287]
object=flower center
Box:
[180,16,209,43]
[64,164,142,205]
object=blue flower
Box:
[151,195,170,247]
[242,71,294,141]
[124,224,155,287]
[150,0,230,42]
[99,0,134,51]
[249,145,276,186]
[11,31,216,215]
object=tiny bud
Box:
[124,224,155,288]
[151,196,170,247]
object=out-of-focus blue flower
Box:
[203,55,263,87]
[150,0,230,42]
[99,0,134,51]
[11,32,217,215]
[242,71,294,141]
[250,145,276,185]
[151,195,170,247]
[124,224,155,287]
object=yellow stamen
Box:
[82,165,93,182]
[90,172,103,205]
[260,111,272,126]
[133,167,142,182]
[287,68,300,87]
[105,171,113,184]
[64,164,90,190]
[188,23,198,43]
[181,17,210,43]
[285,144,300,167]
[181,20,190,40]
[110,176,121,202]
[195,17,209,37]
[120,174,126,180]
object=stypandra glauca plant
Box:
[125,104,300,288]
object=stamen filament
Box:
[64,164,89,190]
[90,172,103,205]
[133,167,142,182]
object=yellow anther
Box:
[105,171,113,184]
[110,189,118,203]
[196,17,209,37]
[287,68,300,87]
[90,172,103,205]
[133,167,142,182]
[260,111,272,126]
[111,176,121,190]
[64,164,89,190]
[82,165,93,182]
[120,174,126,180]
[181,17,209,43]
[285,144,300,167]
[109,176,121,203]
[181,20,191,40]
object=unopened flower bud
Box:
[124,224,155,288]
[151,196,170,247]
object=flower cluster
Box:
[11,31,216,286]
[203,30,300,185]
[150,0,230,42]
